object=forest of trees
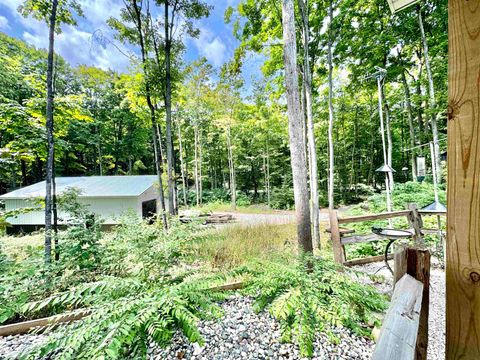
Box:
[0,0,447,215]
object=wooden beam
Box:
[341,233,384,245]
[0,310,92,337]
[394,247,430,360]
[0,281,245,337]
[344,254,393,267]
[372,274,423,360]
[417,210,446,217]
[329,210,345,264]
[337,210,411,224]
[447,1,480,358]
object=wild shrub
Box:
[244,258,387,357]
[103,214,196,280]
[57,188,103,272]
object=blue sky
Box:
[0,0,262,92]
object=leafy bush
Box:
[270,183,295,210]
[56,188,103,272]
[244,258,387,357]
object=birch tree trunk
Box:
[418,6,441,182]
[282,0,312,254]
[131,1,167,228]
[194,124,200,206]
[327,0,335,211]
[298,0,320,249]
[177,119,188,206]
[164,0,177,215]
[199,128,203,204]
[226,122,236,210]
[402,70,417,180]
[44,0,58,264]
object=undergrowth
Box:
[243,258,387,357]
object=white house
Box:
[0,175,160,230]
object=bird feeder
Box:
[416,156,426,182]
[386,0,419,13]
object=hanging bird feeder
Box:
[416,156,426,182]
[386,0,419,13]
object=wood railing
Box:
[328,203,445,266]
[372,247,430,360]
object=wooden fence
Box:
[328,203,446,266]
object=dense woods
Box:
[0,0,447,209]
[0,0,455,359]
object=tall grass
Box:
[193,223,298,269]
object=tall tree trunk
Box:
[327,0,335,211]
[418,6,441,182]
[298,0,320,249]
[44,0,58,264]
[131,1,167,228]
[52,155,59,261]
[227,122,236,210]
[194,124,200,206]
[281,0,312,254]
[177,119,188,206]
[199,128,203,204]
[401,70,418,180]
[164,1,176,215]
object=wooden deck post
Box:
[329,210,344,264]
[394,247,430,360]
[447,1,480,358]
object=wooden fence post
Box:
[447,0,480,358]
[394,246,430,360]
[329,210,344,264]
[407,203,423,245]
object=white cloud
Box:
[0,0,22,14]
[0,15,9,30]
[192,28,227,67]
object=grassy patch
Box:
[192,223,298,269]
[0,232,43,261]
[188,201,285,215]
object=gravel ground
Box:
[150,296,374,360]
[0,333,46,359]
[352,261,446,360]
[0,296,374,360]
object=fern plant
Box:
[19,272,237,360]
[244,258,387,357]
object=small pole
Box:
[377,73,393,226]
[429,142,443,249]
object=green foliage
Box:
[270,183,295,210]
[244,258,387,357]
[19,0,83,33]
[57,188,103,271]
[21,278,226,360]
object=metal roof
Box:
[0,176,158,199]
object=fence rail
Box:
[329,203,445,266]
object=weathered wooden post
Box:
[406,203,423,245]
[447,1,480,358]
[394,246,430,360]
[329,210,344,264]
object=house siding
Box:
[4,196,144,225]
